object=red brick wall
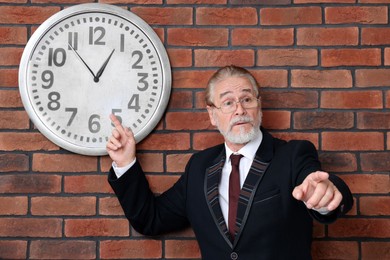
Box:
[0,0,389,259]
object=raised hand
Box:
[94,49,115,82]
[68,43,96,79]
[106,114,136,167]
[292,171,343,212]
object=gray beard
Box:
[216,113,262,145]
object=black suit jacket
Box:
[108,129,353,260]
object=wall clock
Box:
[19,3,171,156]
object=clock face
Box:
[19,4,171,156]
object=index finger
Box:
[110,114,125,133]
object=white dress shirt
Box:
[219,131,263,228]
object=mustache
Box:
[229,116,253,129]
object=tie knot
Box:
[230,154,243,167]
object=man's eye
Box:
[242,97,252,103]
[222,100,234,107]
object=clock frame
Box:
[19,3,171,156]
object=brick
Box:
[360,196,390,216]
[173,70,214,89]
[193,132,224,151]
[167,49,192,67]
[362,242,390,260]
[146,175,180,194]
[296,0,355,2]
[261,90,318,109]
[356,69,390,87]
[250,69,288,88]
[196,91,207,109]
[64,175,112,193]
[292,70,352,88]
[0,240,27,260]
[325,6,388,24]
[294,111,354,130]
[100,155,112,172]
[138,133,190,151]
[312,221,325,238]
[138,153,163,172]
[0,69,18,87]
[357,112,390,129]
[0,196,27,215]
[0,26,26,44]
[0,133,58,151]
[65,218,129,237]
[321,49,381,67]
[262,110,291,130]
[0,218,62,237]
[0,6,59,24]
[0,111,29,129]
[0,154,29,172]
[166,153,192,172]
[165,240,201,259]
[0,89,23,108]
[341,174,389,194]
[102,0,162,4]
[362,28,390,45]
[386,48,390,66]
[231,0,290,4]
[100,240,162,259]
[33,153,97,172]
[168,28,228,46]
[166,112,212,130]
[31,196,96,216]
[257,49,318,67]
[168,0,225,3]
[196,7,257,25]
[30,240,96,260]
[312,241,359,260]
[297,27,358,46]
[131,7,192,25]
[319,152,357,172]
[322,132,384,151]
[0,174,61,193]
[260,7,322,25]
[99,196,124,216]
[329,218,390,238]
[387,91,390,108]
[168,91,193,109]
[360,152,390,172]
[321,90,383,109]
[232,28,293,46]
[195,49,254,67]
[271,132,319,149]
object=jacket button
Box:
[230,252,238,260]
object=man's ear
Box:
[207,106,217,126]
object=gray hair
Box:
[205,65,260,106]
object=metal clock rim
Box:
[19,3,172,156]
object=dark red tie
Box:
[228,154,243,240]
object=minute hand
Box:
[68,43,96,79]
[94,49,115,83]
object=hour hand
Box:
[68,43,96,79]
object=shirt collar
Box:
[224,130,263,161]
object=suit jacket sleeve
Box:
[108,160,190,235]
[291,140,353,224]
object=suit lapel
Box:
[232,155,269,245]
[204,152,233,246]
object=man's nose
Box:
[234,101,246,115]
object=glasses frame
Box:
[211,96,260,114]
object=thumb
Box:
[292,185,304,200]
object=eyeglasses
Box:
[212,96,259,114]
